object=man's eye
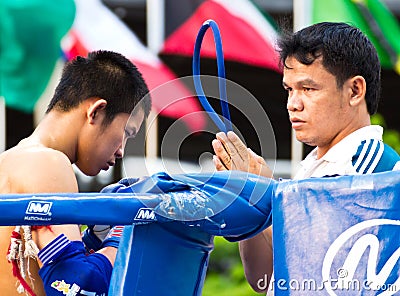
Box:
[303,87,312,92]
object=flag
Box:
[311,0,400,74]
[161,0,281,72]
[273,171,400,295]
[0,0,75,113]
[62,0,205,132]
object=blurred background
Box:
[1,0,400,294]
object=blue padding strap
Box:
[0,192,155,226]
[193,19,232,132]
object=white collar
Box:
[301,125,383,166]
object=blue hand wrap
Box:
[100,226,124,249]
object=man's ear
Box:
[87,98,107,124]
[348,75,367,107]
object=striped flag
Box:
[311,0,400,74]
[62,0,205,131]
[162,0,281,72]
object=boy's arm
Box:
[14,150,118,295]
[14,149,82,248]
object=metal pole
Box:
[293,0,312,31]
[291,0,312,177]
[145,0,165,159]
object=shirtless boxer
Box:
[0,50,151,295]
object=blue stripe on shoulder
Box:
[352,139,374,173]
[352,140,365,171]
[373,143,400,173]
[352,140,400,174]
[363,141,383,173]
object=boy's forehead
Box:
[127,108,145,128]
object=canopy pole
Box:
[145,0,165,159]
[291,0,312,177]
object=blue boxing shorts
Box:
[39,234,112,296]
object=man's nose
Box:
[287,91,304,111]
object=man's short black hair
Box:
[278,22,381,115]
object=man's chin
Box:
[294,133,306,143]
[295,134,314,147]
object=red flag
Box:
[62,0,205,131]
[162,0,281,72]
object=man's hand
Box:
[212,131,273,178]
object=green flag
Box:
[312,0,400,74]
[0,0,75,113]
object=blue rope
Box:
[193,19,232,133]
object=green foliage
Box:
[202,237,261,296]
[371,114,400,153]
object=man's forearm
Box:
[239,227,273,293]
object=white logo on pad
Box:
[134,208,156,221]
[26,201,53,216]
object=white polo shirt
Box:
[294,125,399,179]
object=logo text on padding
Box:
[134,208,156,221]
[26,201,53,215]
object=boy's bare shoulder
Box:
[1,144,70,169]
[0,145,78,193]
